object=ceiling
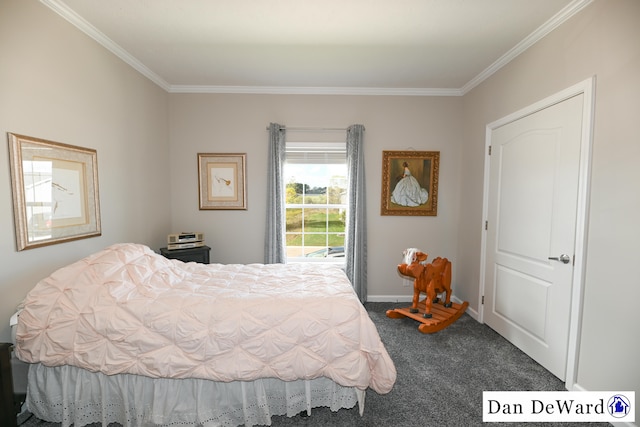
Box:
[42,0,592,95]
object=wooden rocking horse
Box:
[387,248,468,333]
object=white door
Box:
[483,94,584,380]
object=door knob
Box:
[548,254,571,264]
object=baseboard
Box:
[570,383,636,427]
[366,295,413,303]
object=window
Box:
[284,142,347,262]
[23,160,54,241]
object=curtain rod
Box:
[265,126,349,132]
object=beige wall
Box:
[168,94,463,299]
[460,0,640,394]
[0,0,171,340]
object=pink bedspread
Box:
[15,243,396,394]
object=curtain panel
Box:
[264,123,286,264]
[345,124,367,302]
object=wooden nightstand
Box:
[0,343,17,427]
[160,246,210,264]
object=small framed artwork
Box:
[198,153,247,210]
[381,150,439,216]
[8,133,101,251]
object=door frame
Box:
[478,77,595,389]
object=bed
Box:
[13,243,396,426]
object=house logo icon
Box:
[607,394,631,418]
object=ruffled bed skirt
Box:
[26,363,365,426]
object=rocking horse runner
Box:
[387,248,469,333]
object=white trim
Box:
[287,259,345,265]
[478,76,596,391]
[39,0,171,92]
[366,294,469,306]
[366,295,413,303]
[478,126,492,325]
[167,85,463,96]
[460,0,593,95]
[564,76,596,392]
[39,0,592,96]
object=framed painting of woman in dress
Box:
[381,150,439,216]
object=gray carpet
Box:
[17,302,610,427]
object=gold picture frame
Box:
[8,133,101,251]
[381,150,439,216]
[198,153,247,210]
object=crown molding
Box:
[40,0,593,97]
[40,0,171,92]
[168,85,464,96]
[460,0,593,95]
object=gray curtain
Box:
[344,124,367,302]
[264,123,286,264]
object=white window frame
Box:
[284,142,347,264]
